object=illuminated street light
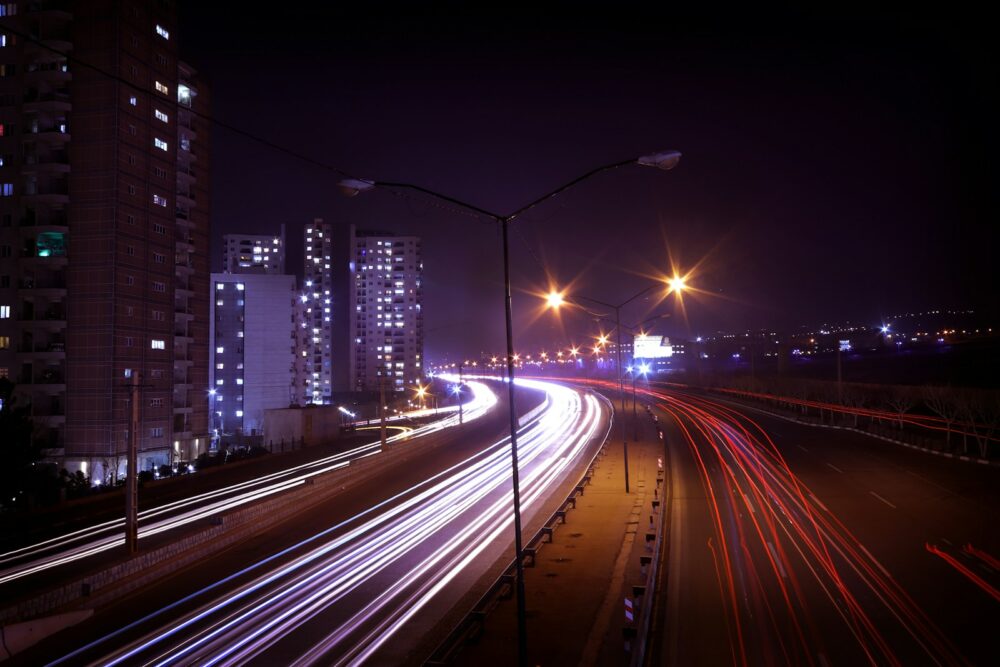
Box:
[338,149,681,666]
[546,291,565,309]
[667,275,687,293]
[548,289,677,490]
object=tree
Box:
[923,386,962,451]
[0,379,44,509]
[886,388,916,429]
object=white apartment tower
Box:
[349,227,423,392]
[222,224,285,274]
[299,219,334,404]
[209,273,295,436]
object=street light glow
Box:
[668,275,687,293]
[545,291,565,309]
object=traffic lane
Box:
[679,392,998,664]
[652,392,965,666]
[663,405,857,667]
[655,403,741,667]
[10,386,533,667]
[0,386,498,597]
[0,433,374,553]
[407,389,615,666]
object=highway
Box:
[641,385,998,666]
[0,380,497,596]
[11,378,609,666]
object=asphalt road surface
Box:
[10,378,610,666]
[646,386,998,666]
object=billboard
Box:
[633,335,673,359]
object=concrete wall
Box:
[263,405,346,448]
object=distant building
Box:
[349,226,423,392]
[0,1,210,475]
[222,224,285,274]
[210,273,296,436]
[297,218,338,404]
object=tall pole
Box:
[125,372,140,554]
[615,306,630,493]
[458,361,464,425]
[502,217,528,666]
[380,366,387,451]
[632,369,639,442]
[836,345,843,404]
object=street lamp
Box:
[339,149,681,665]
[545,283,672,493]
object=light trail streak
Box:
[578,378,967,665]
[53,379,605,666]
[0,381,498,588]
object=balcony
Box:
[16,340,66,359]
[17,275,68,298]
[22,91,72,114]
[23,65,72,86]
[21,122,71,145]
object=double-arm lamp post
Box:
[339,149,680,666]
[545,287,679,493]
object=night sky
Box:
[179,4,996,362]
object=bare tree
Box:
[886,388,916,429]
[924,386,962,451]
[842,388,867,428]
[964,391,1000,460]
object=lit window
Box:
[155,81,169,95]
[216,363,224,370]
[236,283,244,291]
[216,346,224,353]
[155,109,168,123]
[154,137,168,151]
[216,379,223,385]
[155,24,170,40]
[235,410,244,418]
[236,378,244,385]
[0,305,9,318]
[216,283,224,290]
[177,84,192,107]
[129,95,137,106]
[153,194,167,207]
[151,339,165,349]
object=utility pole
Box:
[125,372,140,555]
[631,369,639,441]
[380,366,387,452]
[458,361,464,425]
[836,345,843,404]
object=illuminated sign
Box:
[633,335,673,359]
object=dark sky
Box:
[179,4,997,363]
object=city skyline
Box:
[177,5,995,362]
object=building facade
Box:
[348,227,423,392]
[222,224,285,274]
[0,1,209,476]
[209,273,295,437]
[298,218,334,404]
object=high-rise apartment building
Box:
[298,219,335,404]
[0,1,209,476]
[293,221,422,401]
[222,224,285,274]
[209,273,295,436]
[349,227,423,392]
